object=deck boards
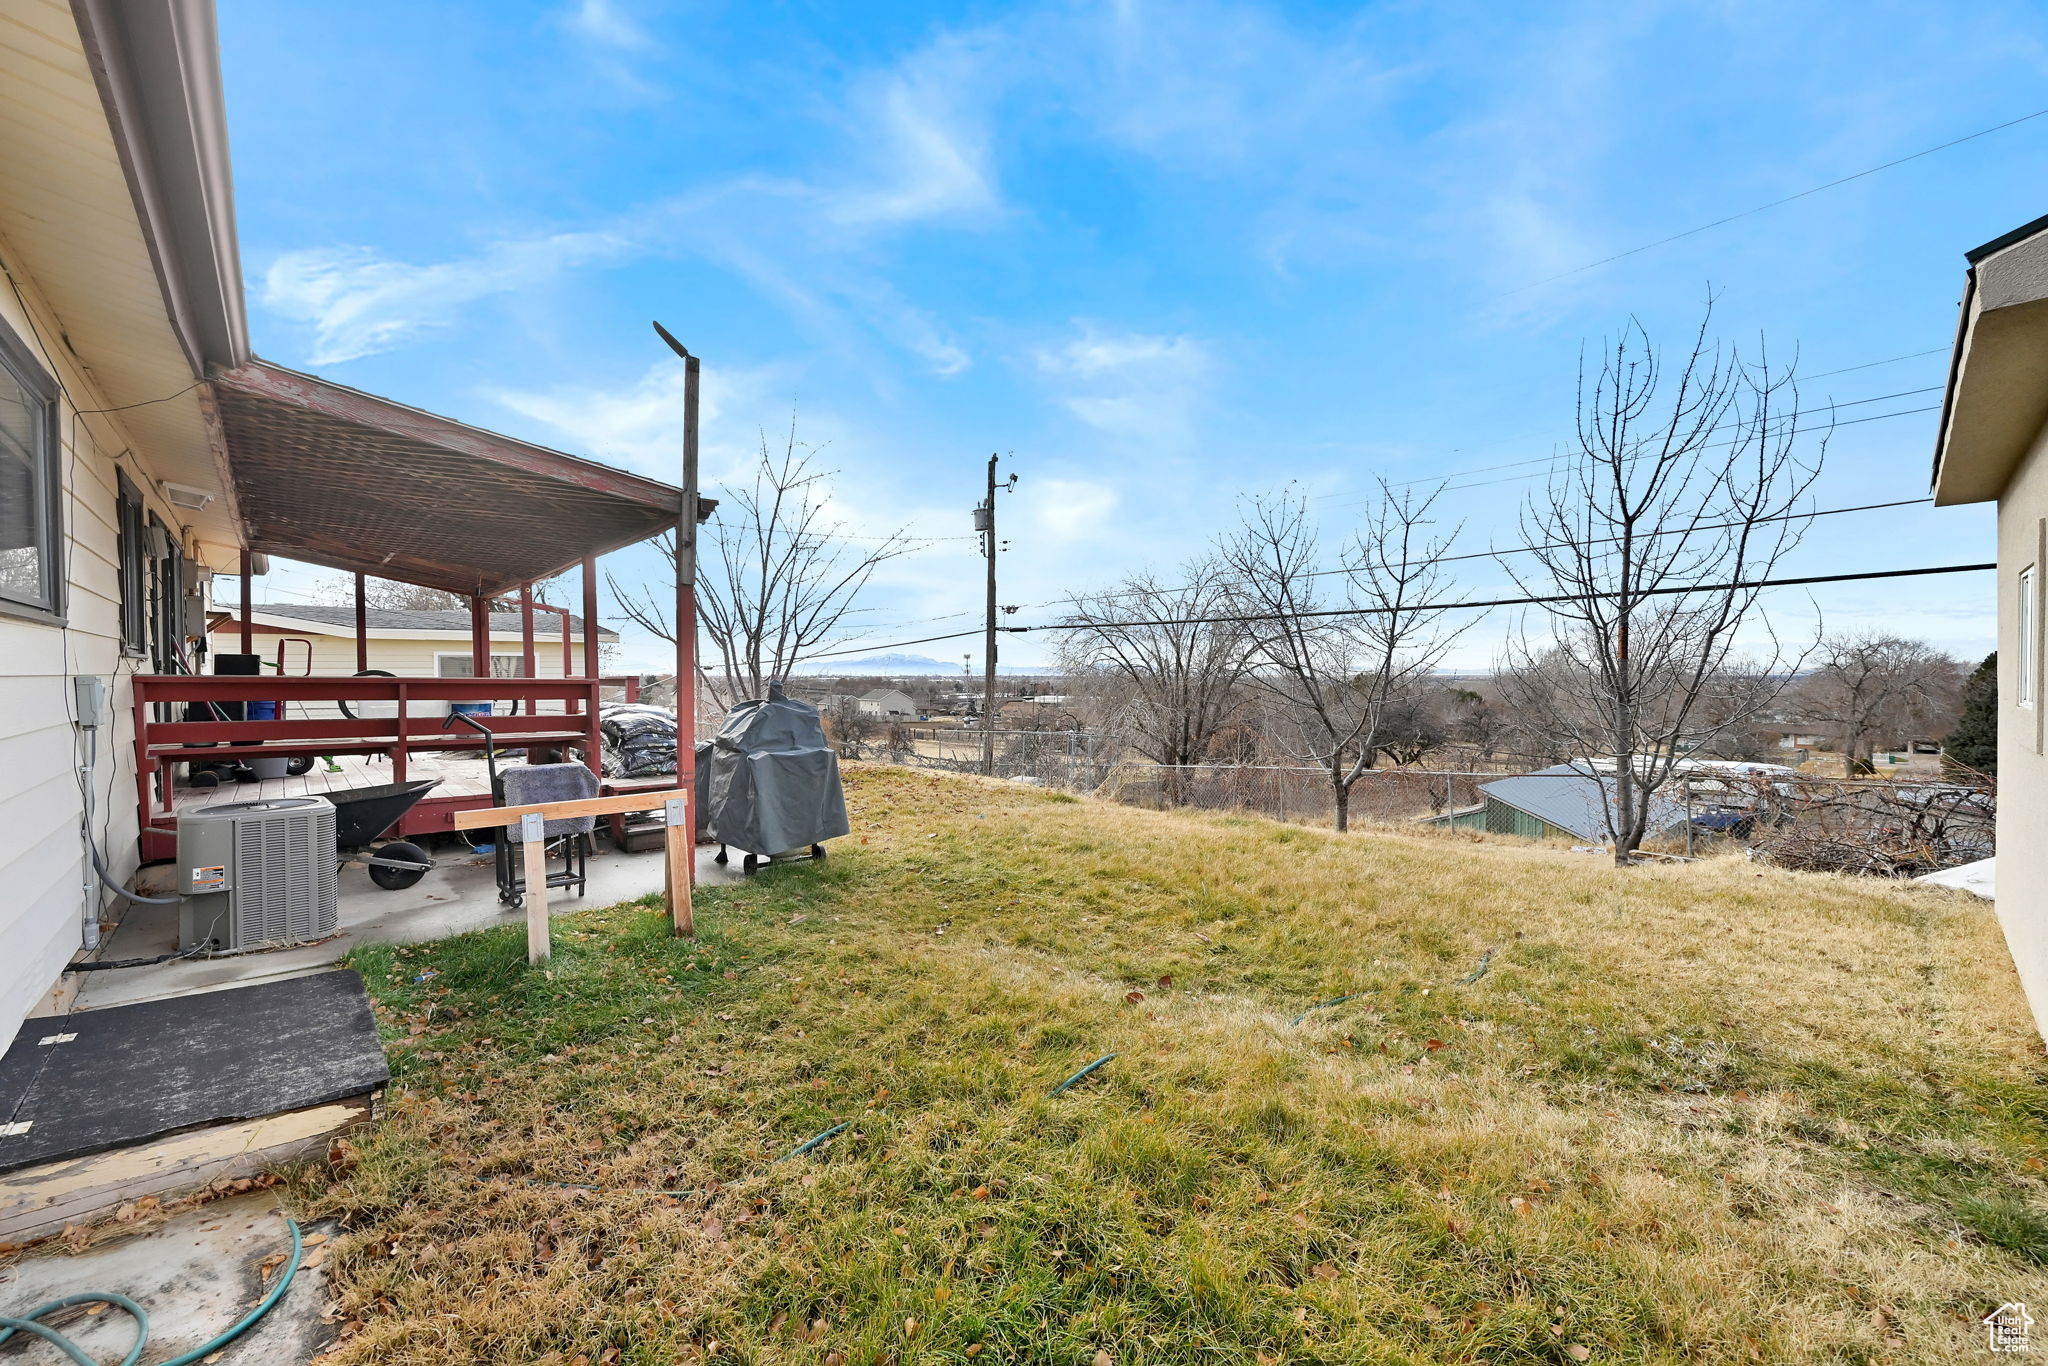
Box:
[168,753,496,814]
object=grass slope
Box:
[302,766,2048,1365]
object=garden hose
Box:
[1049,1053,1117,1095]
[1291,993,1363,1026]
[0,1216,303,1366]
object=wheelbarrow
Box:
[331,779,441,890]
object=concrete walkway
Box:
[70,841,744,1013]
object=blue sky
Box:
[218,0,2047,672]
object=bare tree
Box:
[612,419,911,713]
[1795,633,1962,777]
[1498,301,1824,865]
[1223,482,1463,832]
[311,577,469,611]
[1058,557,1255,791]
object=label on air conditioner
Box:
[188,865,228,892]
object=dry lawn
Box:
[298,765,2048,1364]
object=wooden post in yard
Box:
[454,788,693,962]
[519,812,549,962]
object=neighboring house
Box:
[858,688,919,719]
[205,604,615,680]
[1931,209,2048,1041]
[1431,762,1692,844]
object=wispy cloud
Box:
[261,233,627,365]
[486,359,788,481]
[823,41,1000,229]
[1034,322,1215,446]
[564,0,650,50]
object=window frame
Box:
[2020,563,2038,711]
[434,651,530,679]
[0,313,63,624]
[116,468,147,654]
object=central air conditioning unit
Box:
[177,796,339,952]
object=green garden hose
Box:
[1049,1053,1116,1095]
[0,1216,303,1366]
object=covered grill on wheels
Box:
[700,682,850,874]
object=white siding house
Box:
[0,0,254,1031]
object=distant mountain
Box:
[791,653,1044,677]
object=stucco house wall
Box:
[1996,423,2048,1036]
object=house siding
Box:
[0,238,197,1035]
[1998,421,2048,1040]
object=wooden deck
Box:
[167,752,496,814]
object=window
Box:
[0,317,60,620]
[117,470,146,652]
[436,652,530,679]
[2021,564,2037,710]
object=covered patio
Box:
[132,356,707,861]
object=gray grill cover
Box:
[699,684,850,855]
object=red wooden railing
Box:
[132,674,607,860]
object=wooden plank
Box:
[451,788,689,830]
[523,825,550,966]
[0,1096,374,1243]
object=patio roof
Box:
[209,358,683,597]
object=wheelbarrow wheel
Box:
[368,840,431,891]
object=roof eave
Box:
[71,0,248,376]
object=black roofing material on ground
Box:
[0,971,388,1174]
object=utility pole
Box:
[973,454,1016,776]
[978,454,999,775]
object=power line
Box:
[844,487,1941,634]
[1355,386,1939,501]
[1802,348,1947,381]
[807,555,1989,660]
[1509,106,2048,293]
[1005,495,1936,616]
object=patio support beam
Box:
[353,572,367,672]
[468,595,490,679]
[677,342,700,902]
[518,584,537,681]
[237,548,252,655]
[581,556,599,680]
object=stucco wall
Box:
[0,242,194,1036]
[1998,420,2048,1041]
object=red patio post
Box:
[469,594,490,679]
[518,584,537,682]
[353,572,368,672]
[237,548,253,655]
[581,555,599,680]
[559,602,573,677]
